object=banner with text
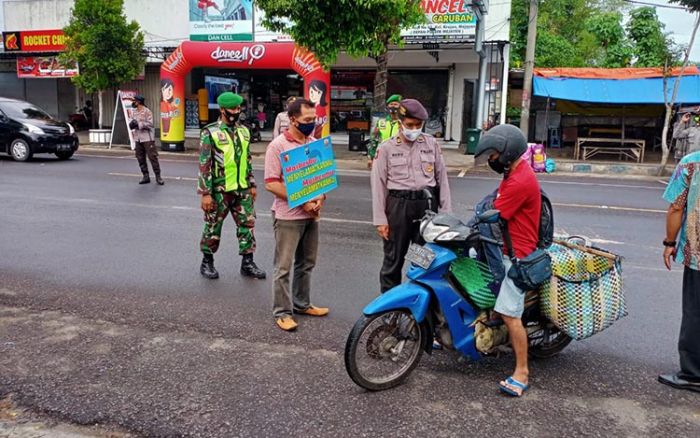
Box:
[189,0,253,42]
[16,56,78,78]
[402,0,478,44]
[3,29,67,52]
[281,137,338,208]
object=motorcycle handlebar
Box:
[479,236,502,246]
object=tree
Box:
[659,1,700,173]
[627,7,679,68]
[255,0,424,112]
[60,0,144,129]
[584,12,633,67]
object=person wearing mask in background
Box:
[371,98,452,293]
[264,98,329,332]
[673,108,700,160]
[367,94,402,169]
[273,96,297,138]
[129,95,163,185]
[197,92,266,281]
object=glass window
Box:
[0,101,53,121]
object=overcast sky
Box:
[645,0,699,61]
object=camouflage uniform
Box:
[198,121,257,255]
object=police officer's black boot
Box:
[200,253,219,279]
[241,254,266,279]
[155,174,165,185]
[139,173,150,184]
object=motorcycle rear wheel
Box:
[345,310,426,391]
[527,322,572,359]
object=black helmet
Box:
[134,95,146,105]
[474,124,528,166]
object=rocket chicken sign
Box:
[2,29,67,52]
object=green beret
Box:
[386,94,402,104]
[217,92,243,109]
[399,98,428,121]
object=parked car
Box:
[0,97,79,161]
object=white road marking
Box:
[460,175,663,190]
[457,169,467,178]
[553,202,666,214]
[109,172,197,181]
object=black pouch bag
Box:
[502,222,552,291]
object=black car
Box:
[0,97,79,161]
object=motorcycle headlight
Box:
[422,221,449,243]
[23,123,45,135]
[436,231,461,242]
[67,123,75,135]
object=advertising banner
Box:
[16,56,78,78]
[402,0,478,44]
[189,0,253,42]
[110,90,138,150]
[253,6,293,42]
[280,137,338,208]
[3,29,67,52]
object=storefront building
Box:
[0,0,511,147]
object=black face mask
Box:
[223,110,239,124]
[388,108,398,115]
[488,159,507,174]
[132,102,138,108]
[297,121,316,137]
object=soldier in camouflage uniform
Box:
[198,92,266,280]
[367,94,402,169]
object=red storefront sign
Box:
[3,29,67,52]
[16,56,79,78]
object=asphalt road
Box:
[0,152,698,437]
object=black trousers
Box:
[679,266,700,382]
[380,193,436,293]
[135,141,161,176]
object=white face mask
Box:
[402,125,422,142]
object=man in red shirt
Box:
[475,124,541,397]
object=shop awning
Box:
[533,68,700,105]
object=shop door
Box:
[461,79,475,145]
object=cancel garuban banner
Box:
[281,137,338,209]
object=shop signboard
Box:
[189,0,253,42]
[402,0,478,44]
[280,137,338,208]
[253,6,293,42]
[16,56,78,78]
[3,29,67,52]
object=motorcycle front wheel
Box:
[344,310,427,391]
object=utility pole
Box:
[520,0,539,139]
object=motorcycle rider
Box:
[474,124,541,397]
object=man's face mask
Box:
[388,107,398,115]
[296,120,316,137]
[488,158,507,174]
[223,109,240,124]
[402,124,422,142]
[132,102,138,108]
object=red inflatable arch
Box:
[159,41,330,148]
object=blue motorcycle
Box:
[344,207,571,391]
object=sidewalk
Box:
[77,131,671,178]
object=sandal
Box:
[499,376,529,397]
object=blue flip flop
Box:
[499,376,529,397]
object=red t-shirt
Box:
[494,161,541,259]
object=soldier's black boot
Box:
[139,173,150,184]
[155,174,165,185]
[241,254,266,279]
[200,253,219,279]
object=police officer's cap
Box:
[133,95,145,105]
[398,99,428,121]
[386,94,402,104]
[217,92,243,109]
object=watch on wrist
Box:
[663,239,677,247]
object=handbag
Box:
[502,222,552,291]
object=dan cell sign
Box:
[402,0,478,44]
[189,0,253,42]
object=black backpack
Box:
[538,190,554,249]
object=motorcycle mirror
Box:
[477,209,501,224]
[422,188,434,212]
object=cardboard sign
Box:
[281,136,338,208]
